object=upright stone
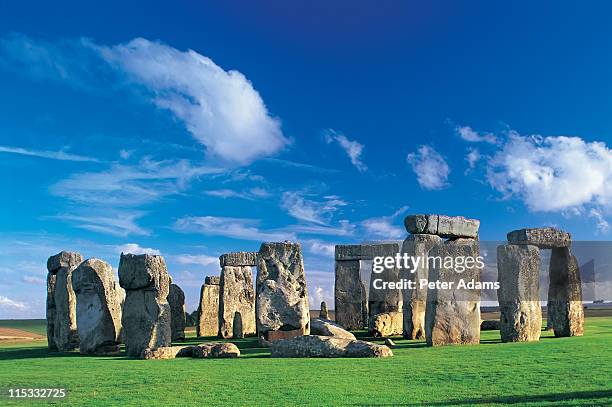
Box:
[72,258,123,355]
[548,247,584,337]
[118,253,171,357]
[496,245,542,342]
[335,255,366,330]
[219,264,256,338]
[197,276,220,337]
[256,242,309,345]
[425,240,481,346]
[401,234,442,339]
[319,301,329,320]
[368,243,402,331]
[46,251,83,351]
[168,284,186,341]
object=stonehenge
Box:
[256,241,310,345]
[370,311,403,337]
[310,317,356,340]
[269,335,393,358]
[119,253,172,357]
[319,301,329,320]
[197,276,220,337]
[548,247,584,336]
[72,258,124,355]
[218,252,256,339]
[46,251,83,351]
[168,283,186,341]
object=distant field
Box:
[0,319,46,336]
[0,317,611,406]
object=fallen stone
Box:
[219,252,257,267]
[47,251,83,351]
[72,258,123,355]
[141,345,195,360]
[404,214,479,238]
[269,335,393,358]
[384,338,396,348]
[507,227,571,249]
[168,284,186,341]
[319,301,329,320]
[497,244,542,342]
[334,259,367,330]
[192,342,240,358]
[425,240,481,346]
[480,320,501,331]
[548,247,584,337]
[370,312,403,337]
[256,242,310,345]
[197,279,220,337]
[119,253,171,357]
[310,318,356,340]
[219,265,256,338]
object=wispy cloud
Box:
[281,191,347,225]
[0,295,27,310]
[204,187,270,200]
[116,243,161,255]
[51,211,150,237]
[172,254,218,267]
[174,216,295,242]
[455,125,498,144]
[304,239,336,258]
[22,275,46,285]
[324,129,367,172]
[361,206,408,239]
[406,145,450,190]
[0,145,100,162]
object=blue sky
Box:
[1,1,612,317]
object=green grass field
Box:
[0,317,611,406]
[0,319,47,336]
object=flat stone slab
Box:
[310,318,356,340]
[219,252,258,267]
[335,243,401,261]
[404,214,480,238]
[47,251,83,274]
[270,335,393,358]
[507,227,571,249]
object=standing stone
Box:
[334,253,367,330]
[548,247,584,337]
[368,243,402,331]
[197,276,220,337]
[319,301,329,320]
[496,244,542,342]
[118,253,171,357]
[168,284,186,341]
[401,234,442,339]
[46,251,83,351]
[425,240,481,346]
[256,242,309,345]
[72,258,123,355]
[219,265,256,338]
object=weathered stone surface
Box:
[335,260,367,330]
[72,259,123,355]
[205,276,220,285]
[197,280,219,337]
[507,227,571,249]
[256,242,309,345]
[310,318,356,340]
[548,247,584,337]
[480,320,501,331]
[219,265,256,338]
[425,240,481,346]
[335,245,364,261]
[192,342,240,358]
[141,345,194,360]
[401,234,442,339]
[497,244,542,342]
[119,254,171,357]
[368,243,402,326]
[47,251,83,351]
[168,284,186,341]
[270,335,393,358]
[404,214,479,238]
[384,338,396,347]
[370,312,403,337]
[219,252,258,267]
[319,301,329,320]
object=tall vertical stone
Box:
[46,251,83,351]
[118,253,171,357]
[367,243,402,334]
[334,247,366,330]
[256,242,309,345]
[401,234,442,339]
[320,301,329,320]
[218,255,256,338]
[496,244,542,342]
[168,283,186,341]
[197,276,220,337]
[72,258,123,355]
[425,240,481,346]
[548,247,584,337]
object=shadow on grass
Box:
[423,390,612,406]
[0,347,86,360]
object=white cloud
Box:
[52,211,150,237]
[360,206,408,239]
[589,209,610,234]
[173,254,218,267]
[22,275,46,285]
[204,187,270,200]
[304,240,335,258]
[281,191,347,225]
[116,243,161,255]
[287,220,355,237]
[96,38,288,165]
[466,147,481,169]
[0,145,100,162]
[456,125,498,144]
[406,145,450,190]
[174,216,295,242]
[0,295,27,310]
[324,129,367,172]
[119,149,132,159]
[486,133,612,212]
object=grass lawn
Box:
[0,319,47,336]
[0,317,610,406]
